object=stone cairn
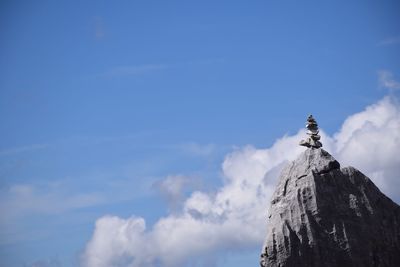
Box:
[299,115,322,148]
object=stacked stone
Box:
[299,114,322,148]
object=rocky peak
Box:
[282,147,340,178]
[260,147,400,267]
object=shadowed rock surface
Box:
[260,148,400,267]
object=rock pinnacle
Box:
[259,147,400,267]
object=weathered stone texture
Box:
[260,148,400,267]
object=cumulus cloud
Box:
[333,96,400,196]
[82,96,400,267]
[82,135,306,267]
[153,175,202,212]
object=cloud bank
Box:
[82,96,400,267]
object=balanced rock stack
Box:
[260,116,400,267]
[299,115,322,148]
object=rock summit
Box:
[260,119,400,267]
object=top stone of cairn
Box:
[299,115,322,148]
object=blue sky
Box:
[0,1,400,266]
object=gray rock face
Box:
[260,148,400,267]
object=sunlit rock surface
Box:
[260,148,400,267]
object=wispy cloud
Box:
[0,183,106,219]
[0,143,48,156]
[177,142,217,157]
[377,36,400,46]
[101,64,169,78]
[378,70,400,90]
[0,173,160,222]
[26,258,62,267]
[92,16,105,40]
[98,58,224,78]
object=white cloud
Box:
[178,142,216,157]
[82,136,305,267]
[83,95,400,267]
[83,216,148,267]
[333,96,400,196]
[153,175,202,212]
[377,36,400,46]
[378,70,400,90]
